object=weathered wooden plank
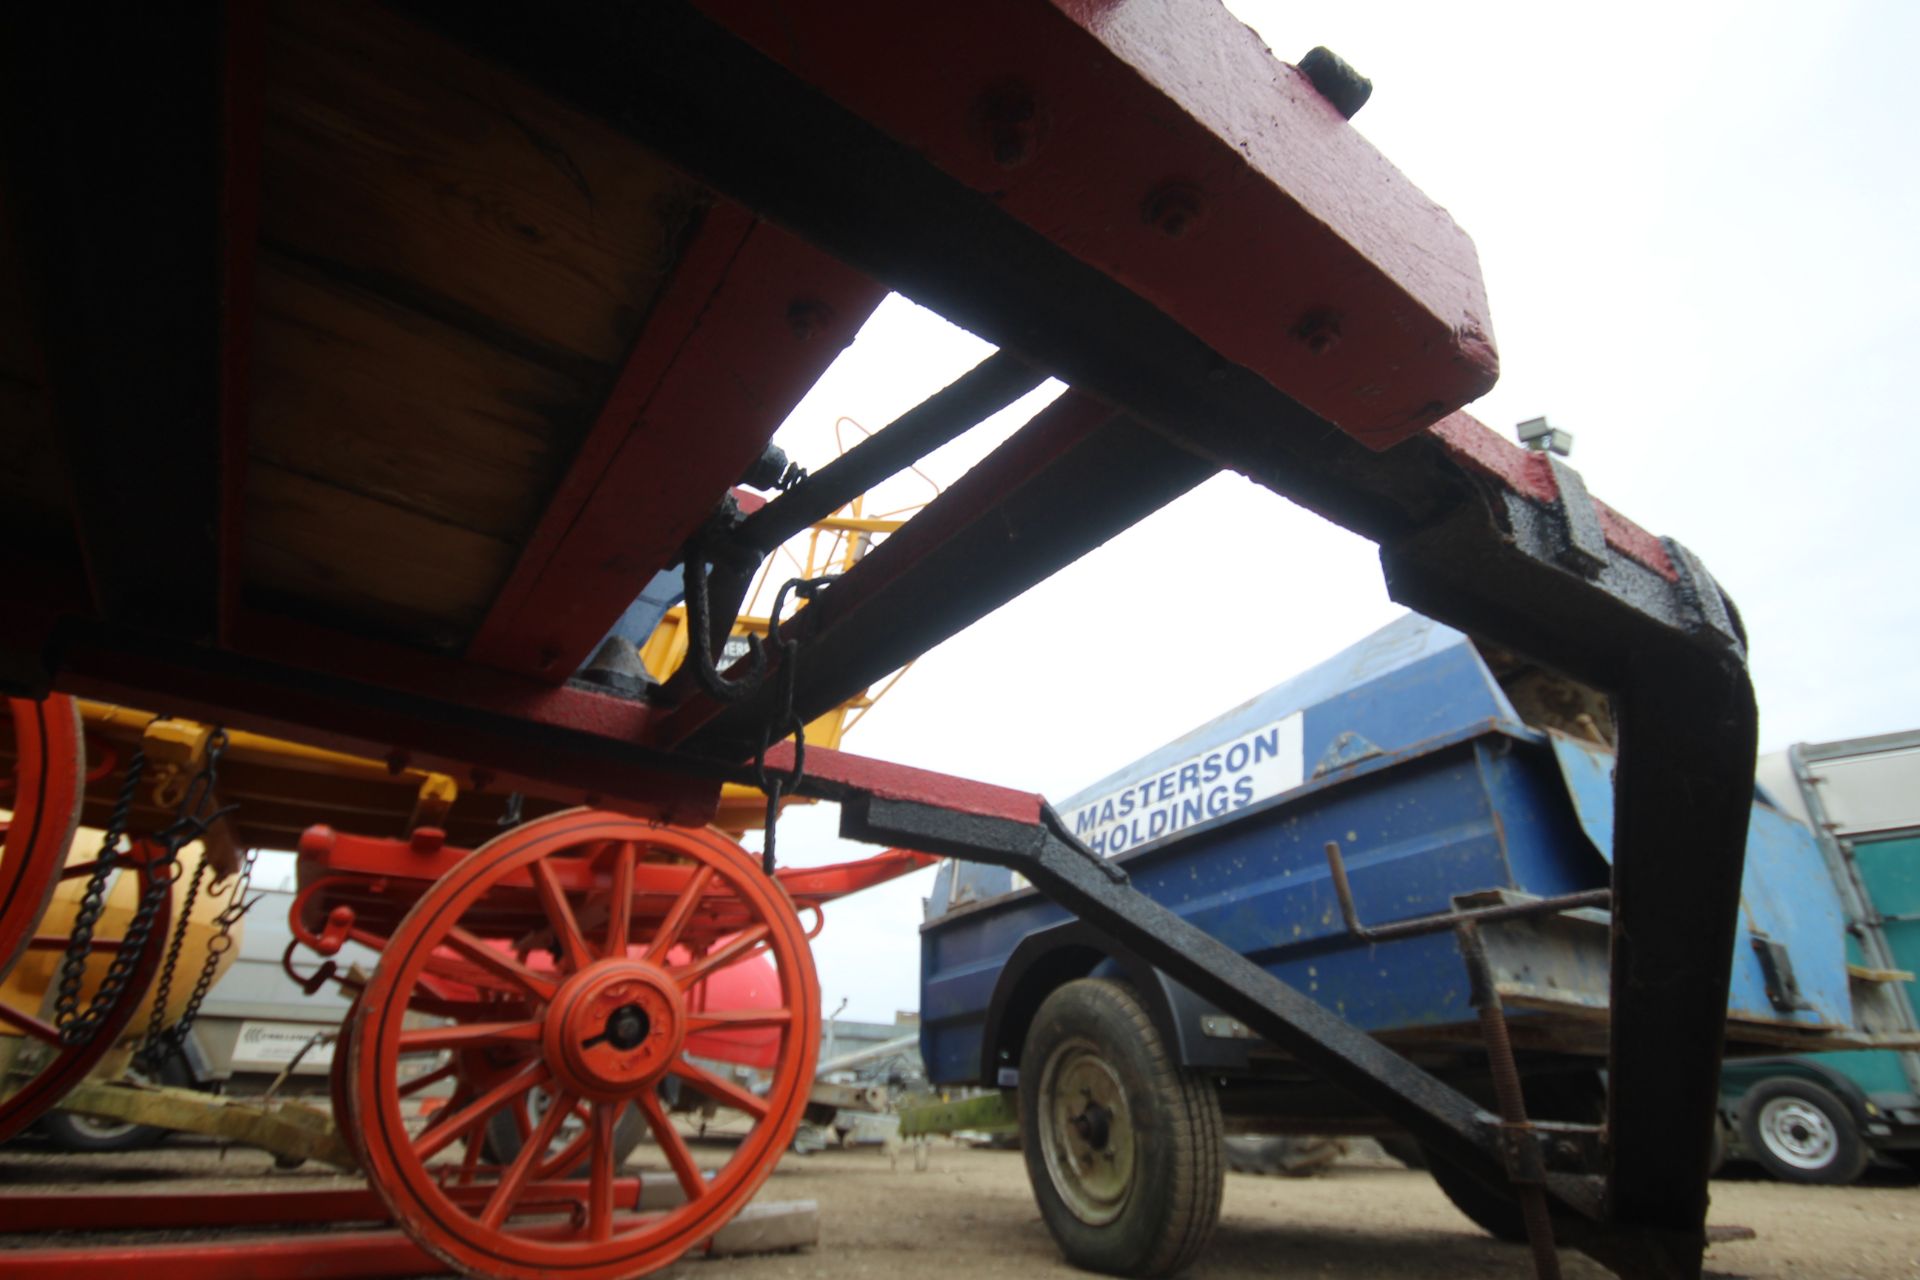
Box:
[251,253,588,542]
[261,0,699,371]
[245,462,515,647]
[58,1080,355,1170]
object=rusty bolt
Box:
[978,81,1041,167]
[470,766,495,790]
[1142,182,1205,238]
[535,645,561,673]
[787,299,833,342]
[1293,307,1342,355]
[384,748,411,776]
[1298,46,1372,120]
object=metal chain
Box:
[54,745,152,1044]
[119,727,239,1069]
[144,845,260,1069]
[140,852,207,1057]
[751,575,834,876]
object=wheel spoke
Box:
[456,1126,485,1185]
[643,864,714,964]
[668,1058,770,1121]
[416,1086,472,1145]
[686,1007,792,1034]
[480,1088,575,1229]
[442,927,558,1002]
[670,924,769,990]
[512,1095,534,1142]
[397,1020,542,1054]
[639,1090,708,1202]
[396,1061,457,1099]
[0,1001,60,1044]
[604,844,636,959]
[531,859,593,974]
[414,1059,548,1162]
[418,953,533,998]
[588,1101,617,1241]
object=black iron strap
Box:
[751,574,836,875]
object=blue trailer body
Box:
[921,614,1853,1088]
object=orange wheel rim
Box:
[351,810,820,1280]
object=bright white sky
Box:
[744,0,1920,1023]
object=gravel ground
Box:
[3,1137,1918,1278]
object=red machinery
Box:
[0,3,1757,1278]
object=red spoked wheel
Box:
[0,695,85,981]
[349,810,821,1280]
[0,852,172,1143]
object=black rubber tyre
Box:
[1706,1114,1728,1179]
[1019,979,1222,1278]
[1738,1078,1868,1186]
[36,1108,169,1153]
[36,1052,193,1153]
[1375,1133,1427,1169]
[483,1091,648,1177]
[1423,1071,1605,1243]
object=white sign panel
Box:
[233,1020,337,1068]
[1063,712,1305,856]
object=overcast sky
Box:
[743,0,1920,1024]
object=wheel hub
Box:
[543,960,685,1100]
[1758,1096,1837,1170]
[1039,1040,1136,1227]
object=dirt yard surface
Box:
[3,1138,1917,1279]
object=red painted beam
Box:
[0,1180,639,1233]
[764,741,1045,826]
[53,609,1044,827]
[55,611,724,826]
[215,0,263,646]
[467,205,887,681]
[0,1231,435,1280]
[1428,412,1675,580]
[695,0,1495,449]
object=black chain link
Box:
[142,845,260,1070]
[120,727,240,1070]
[140,853,207,1059]
[751,575,834,876]
[54,745,151,1044]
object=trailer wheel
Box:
[0,695,85,982]
[1739,1078,1868,1185]
[349,811,819,1280]
[1020,978,1222,1277]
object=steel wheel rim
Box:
[1037,1035,1136,1226]
[352,810,819,1280]
[1757,1096,1838,1170]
